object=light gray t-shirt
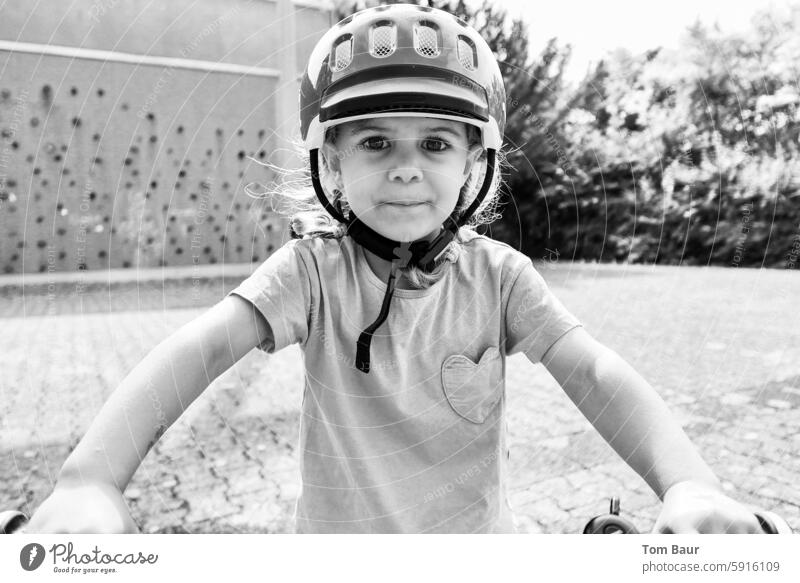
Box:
[228,229,582,533]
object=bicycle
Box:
[583,497,794,534]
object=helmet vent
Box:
[331,34,353,72]
[413,21,441,57]
[370,22,396,58]
[457,36,477,70]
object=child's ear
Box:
[462,143,484,180]
[320,141,343,188]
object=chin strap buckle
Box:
[392,242,412,269]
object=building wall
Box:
[0,0,332,274]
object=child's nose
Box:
[388,166,422,183]
[387,144,423,183]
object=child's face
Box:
[323,116,482,242]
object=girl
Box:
[27,3,767,534]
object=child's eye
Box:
[361,136,389,151]
[357,136,451,153]
[422,138,449,152]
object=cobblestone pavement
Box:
[1,263,798,533]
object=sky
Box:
[489,0,797,79]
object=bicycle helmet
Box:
[298,3,506,373]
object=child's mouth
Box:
[382,201,429,207]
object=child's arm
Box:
[26,295,272,533]
[541,326,762,533]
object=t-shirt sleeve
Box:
[503,260,582,363]
[226,240,312,353]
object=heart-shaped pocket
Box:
[441,347,504,424]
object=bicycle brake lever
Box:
[584,497,640,534]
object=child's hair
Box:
[247,121,509,290]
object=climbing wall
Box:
[0,0,331,274]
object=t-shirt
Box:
[227,229,582,533]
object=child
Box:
[28,3,765,534]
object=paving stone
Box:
[513,513,545,534]
[508,477,571,509]
[514,497,571,530]
[278,479,301,500]
[225,468,273,498]
[124,487,142,500]
[224,497,290,531]
[553,483,609,511]
[184,490,239,525]
[563,469,597,490]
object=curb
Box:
[0,263,257,289]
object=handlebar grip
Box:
[0,511,29,534]
[583,514,640,534]
[754,511,793,534]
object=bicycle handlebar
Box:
[2,499,793,534]
[583,497,794,534]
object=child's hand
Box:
[652,480,763,533]
[25,481,139,534]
